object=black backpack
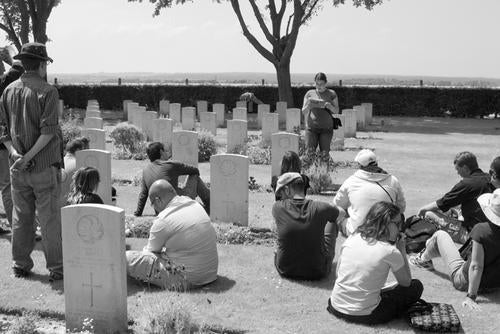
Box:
[403,215,439,254]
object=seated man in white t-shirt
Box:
[126,180,218,290]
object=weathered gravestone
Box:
[62,204,127,334]
[236,101,247,109]
[172,131,198,167]
[197,100,208,115]
[271,132,299,179]
[87,100,99,108]
[170,103,182,125]
[86,110,101,119]
[261,112,278,144]
[152,118,174,149]
[141,111,157,141]
[210,154,249,226]
[276,101,287,129]
[122,100,132,121]
[331,114,345,151]
[353,105,366,130]
[213,103,225,126]
[361,102,373,125]
[233,107,247,121]
[58,99,64,118]
[181,107,196,131]
[84,117,103,130]
[159,100,170,118]
[76,150,112,205]
[126,102,139,125]
[81,129,106,151]
[257,104,270,128]
[199,112,217,136]
[286,108,301,132]
[342,109,357,138]
[226,120,247,153]
[135,106,146,131]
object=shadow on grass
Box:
[285,262,337,291]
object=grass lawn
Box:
[1,116,500,333]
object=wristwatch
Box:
[466,293,477,301]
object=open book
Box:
[309,98,326,108]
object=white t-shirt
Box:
[330,233,405,315]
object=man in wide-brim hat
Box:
[0,42,63,281]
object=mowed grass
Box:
[1,116,500,333]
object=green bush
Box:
[247,145,271,165]
[110,123,148,160]
[60,116,82,149]
[140,298,194,334]
[198,131,218,162]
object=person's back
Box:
[143,159,193,193]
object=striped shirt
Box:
[0,72,62,172]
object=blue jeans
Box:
[10,166,63,275]
[0,149,12,225]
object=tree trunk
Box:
[18,0,30,44]
[32,19,47,43]
[275,61,294,107]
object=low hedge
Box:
[56,84,500,118]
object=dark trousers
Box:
[328,279,423,325]
[305,128,333,156]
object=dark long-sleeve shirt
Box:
[134,159,200,216]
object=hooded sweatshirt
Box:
[333,170,406,235]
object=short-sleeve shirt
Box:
[303,89,337,131]
[330,233,405,315]
[272,199,339,280]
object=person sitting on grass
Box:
[67,167,103,205]
[60,138,85,206]
[272,172,339,280]
[488,156,500,190]
[134,142,210,216]
[126,179,218,290]
[418,151,491,244]
[410,189,500,310]
[328,201,423,325]
[333,149,406,237]
[271,151,310,200]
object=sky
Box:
[27,0,500,78]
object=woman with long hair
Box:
[271,151,310,200]
[67,167,103,205]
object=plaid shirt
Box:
[0,72,62,172]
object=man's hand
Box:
[10,156,28,171]
[9,150,22,162]
[418,207,428,218]
[462,297,481,311]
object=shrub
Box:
[60,116,82,149]
[8,311,39,334]
[227,144,247,155]
[110,123,147,160]
[198,131,218,162]
[247,145,271,165]
[303,154,335,194]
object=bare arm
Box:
[463,241,484,310]
[393,235,412,287]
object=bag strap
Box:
[375,181,394,203]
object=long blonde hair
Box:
[67,167,100,205]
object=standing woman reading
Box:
[302,72,339,162]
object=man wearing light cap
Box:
[333,149,406,236]
[272,172,339,280]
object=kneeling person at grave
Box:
[273,173,339,280]
[126,180,218,289]
[134,142,210,216]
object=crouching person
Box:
[126,180,218,290]
[273,173,339,280]
[328,202,423,324]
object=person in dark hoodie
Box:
[333,149,406,237]
[0,61,24,233]
[272,172,339,280]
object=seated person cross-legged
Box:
[126,180,218,290]
[272,173,339,280]
[134,142,210,216]
[410,189,500,310]
[328,202,423,325]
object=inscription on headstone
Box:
[271,132,299,178]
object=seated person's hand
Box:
[462,297,481,311]
[417,207,427,218]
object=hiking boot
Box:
[409,250,434,271]
[13,267,31,278]
[49,271,64,282]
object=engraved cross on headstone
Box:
[82,272,102,307]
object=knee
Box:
[434,230,450,241]
[410,279,424,298]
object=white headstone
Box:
[181,107,196,131]
[276,101,287,129]
[84,117,103,130]
[126,102,139,125]
[361,103,373,125]
[58,99,64,118]
[210,154,249,226]
[152,118,174,149]
[213,103,225,127]
[236,101,247,109]
[227,120,248,153]
[286,108,301,133]
[354,105,366,130]
[170,103,182,125]
[200,112,217,136]
[233,107,247,121]
[332,114,345,151]
[172,131,198,167]
[87,100,99,108]
[159,100,170,118]
[257,104,270,128]
[197,100,208,115]
[141,111,157,140]
[271,132,299,179]
[261,112,278,144]
[81,129,106,151]
[135,106,146,130]
[342,109,357,138]
[62,204,127,334]
[76,150,112,205]
[86,110,101,119]
[122,99,132,121]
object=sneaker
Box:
[409,250,435,271]
[49,271,63,282]
[35,229,42,241]
[13,267,31,278]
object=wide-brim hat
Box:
[275,172,302,195]
[13,42,53,63]
[477,189,500,226]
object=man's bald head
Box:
[149,180,177,213]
